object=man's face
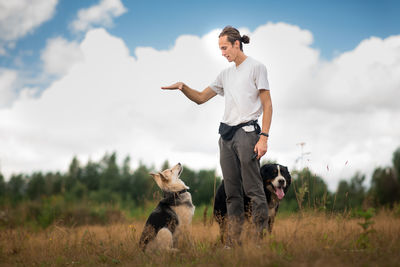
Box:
[219,35,240,62]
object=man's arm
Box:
[254,89,273,160]
[161,82,217,105]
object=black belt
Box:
[218,120,260,141]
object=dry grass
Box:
[1,211,399,266]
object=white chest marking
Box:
[171,192,195,228]
[171,205,195,226]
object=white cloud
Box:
[0,69,17,107]
[0,28,224,176]
[0,23,399,192]
[70,0,127,33]
[300,36,400,113]
[245,24,400,189]
[41,37,83,76]
[0,0,58,54]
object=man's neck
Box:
[234,52,247,67]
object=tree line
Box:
[278,147,400,212]
[0,153,220,208]
[0,147,399,214]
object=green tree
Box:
[80,160,101,191]
[130,163,156,205]
[70,181,88,199]
[122,156,131,176]
[348,172,366,207]
[180,166,221,206]
[99,152,120,192]
[334,180,350,211]
[65,157,81,192]
[161,160,170,170]
[7,174,25,204]
[334,172,366,211]
[26,172,46,200]
[120,156,133,201]
[286,168,330,211]
[392,147,400,182]
[370,167,400,207]
[45,172,63,195]
[0,173,5,203]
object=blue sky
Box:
[1,0,398,94]
[1,0,400,190]
[2,0,399,68]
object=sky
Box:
[0,0,399,191]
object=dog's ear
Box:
[260,164,268,178]
[260,164,275,179]
[282,166,292,193]
[159,172,169,182]
[149,172,168,182]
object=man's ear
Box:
[234,39,240,48]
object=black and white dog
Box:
[213,164,291,239]
[139,163,195,251]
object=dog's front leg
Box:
[267,216,275,233]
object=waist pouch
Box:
[218,120,260,141]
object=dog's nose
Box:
[278,179,285,186]
[178,163,181,166]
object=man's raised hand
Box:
[161,82,184,90]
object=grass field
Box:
[0,209,399,267]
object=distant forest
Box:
[1,147,399,228]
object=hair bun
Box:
[241,35,250,44]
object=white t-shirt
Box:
[209,56,270,129]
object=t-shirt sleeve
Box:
[209,71,224,96]
[255,64,270,91]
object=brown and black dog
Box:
[213,163,291,241]
[139,163,195,252]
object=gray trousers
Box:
[219,128,268,242]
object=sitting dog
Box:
[139,163,195,251]
[213,163,291,240]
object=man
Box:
[162,26,272,246]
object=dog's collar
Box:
[177,189,188,194]
[163,189,188,198]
